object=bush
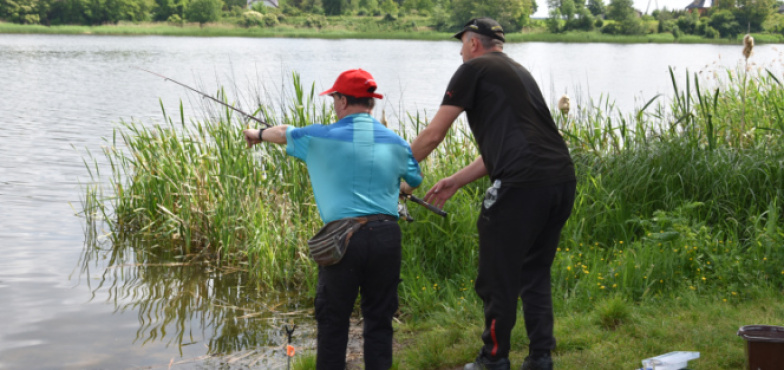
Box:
[240,10,264,27]
[695,19,707,35]
[676,13,697,34]
[281,3,301,15]
[167,13,183,26]
[704,25,719,39]
[262,12,279,26]
[619,16,645,35]
[601,22,619,34]
[185,0,224,25]
[709,9,740,38]
[571,8,596,31]
[303,14,326,28]
[658,19,675,33]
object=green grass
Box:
[81,63,784,367]
[390,290,783,369]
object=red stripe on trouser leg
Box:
[490,319,498,357]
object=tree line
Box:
[545,0,780,37]
[1,0,782,38]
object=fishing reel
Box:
[398,197,414,222]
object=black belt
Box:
[358,214,397,223]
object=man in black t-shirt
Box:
[404,18,576,370]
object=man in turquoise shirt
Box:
[243,69,422,370]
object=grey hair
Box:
[467,32,504,50]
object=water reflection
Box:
[79,235,315,367]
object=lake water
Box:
[1,33,783,369]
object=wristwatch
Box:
[258,128,266,141]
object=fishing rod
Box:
[135,67,271,128]
[400,193,448,218]
[137,67,446,218]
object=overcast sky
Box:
[532,0,693,18]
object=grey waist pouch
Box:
[307,217,368,266]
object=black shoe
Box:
[464,354,511,370]
[520,353,553,370]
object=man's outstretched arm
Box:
[243,125,289,147]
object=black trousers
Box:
[475,181,576,360]
[314,219,401,370]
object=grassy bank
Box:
[4,19,777,43]
[82,61,784,367]
[288,290,781,369]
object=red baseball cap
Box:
[319,69,383,99]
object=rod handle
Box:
[402,193,447,217]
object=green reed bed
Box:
[83,66,783,328]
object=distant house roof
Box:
[247,0,278,7]
[686,0,713,9]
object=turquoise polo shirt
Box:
[286,113,423,224]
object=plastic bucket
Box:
[737,325,784,370]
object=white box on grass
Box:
[638,351,699,370]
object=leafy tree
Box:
[401,0,417,12]
[185,0,223,24]
[323,0,348,14]
[763,11,784,33]
[104,0,153,23]
[618,15,645,34]
[429,4,451,31]
[607,0,633,21]
[417,0,433,13]
[153,0,187,21]
[0,0,40,23]
[658,18,675,33]
[303,0,324,13]
[451,0,534,32]
[561,0,575,22]
[46,0,91,24]
[734,0,775,32]
[379,0,397,14]
[713,0,735,9]
[676,10,698,34]
[704,24,720,37]
[358,0,378,12]
[571,6,595,30]
[547,7,562,32]
[222,0,245,9]
[709,9,740,37]
[587,0,604,16]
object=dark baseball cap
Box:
[453,18,505,42]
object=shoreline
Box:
[1,21,769,44]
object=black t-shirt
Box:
[441,52,575,188]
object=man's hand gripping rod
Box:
[135,67,271,128]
